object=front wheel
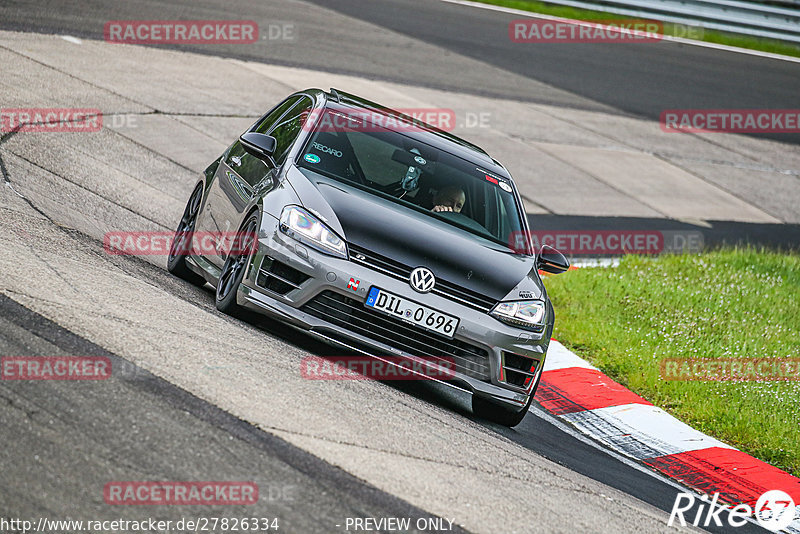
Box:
[215,212,259,315]
[472,394,533,427]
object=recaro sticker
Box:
[312,142,343,158]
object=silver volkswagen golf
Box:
[168,88,569,426]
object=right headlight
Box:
[490,300,546,331]
[279,206,348,259]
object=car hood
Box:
[289,167,542,301]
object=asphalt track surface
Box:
[0,263,768,534]
[0,0,796,532]
[2,0,799,145]
[3,0,799,250]
[0,294,464,533]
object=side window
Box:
[267,97,313,165]
[254,96,304,134]
[224,96,304,187]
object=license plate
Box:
[365,287,459,339]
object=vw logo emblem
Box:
[409,267,436,293]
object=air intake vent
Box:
[500,351,540,388]
[256,257,310,295]
[300,291,491,381]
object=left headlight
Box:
[490,300,546,330]
[279,206,348,259]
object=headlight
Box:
[279,206,347,258]
[490,300,546,330]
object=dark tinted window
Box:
[254,96,303,134]
[297,109,523,249]
[268,96,313,164]
[224,96,304,187]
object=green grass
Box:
[477,0,800,58]
[544,248,800,476]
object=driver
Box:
[431,186,465,213]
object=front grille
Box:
[256,257,310,295]
[348,244,497,313]
[301,291,491,381]
[500,351,540,388]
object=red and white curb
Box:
[535,340,800,532]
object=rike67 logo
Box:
[669,489,796,531]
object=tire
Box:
[215,212,259,315]
[473,368,543,427]
[472,394,533,427]
[167,183,207,287]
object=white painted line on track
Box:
[561,403,735,459]
[440,0,800,64]
[528,403,690,491]
[544,340,599,371]
[789,506,800,534]
[60,35,82,45]
[530,404,774,532]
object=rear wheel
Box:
[215,212,259,315]
[167,184,207,287]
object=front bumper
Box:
[232,216,550,409]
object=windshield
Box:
[296,108,524,249]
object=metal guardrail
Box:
[538,0,800,43]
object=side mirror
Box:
[240,132,277,161]
[537,244,570,274]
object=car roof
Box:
[317,88,513,181]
